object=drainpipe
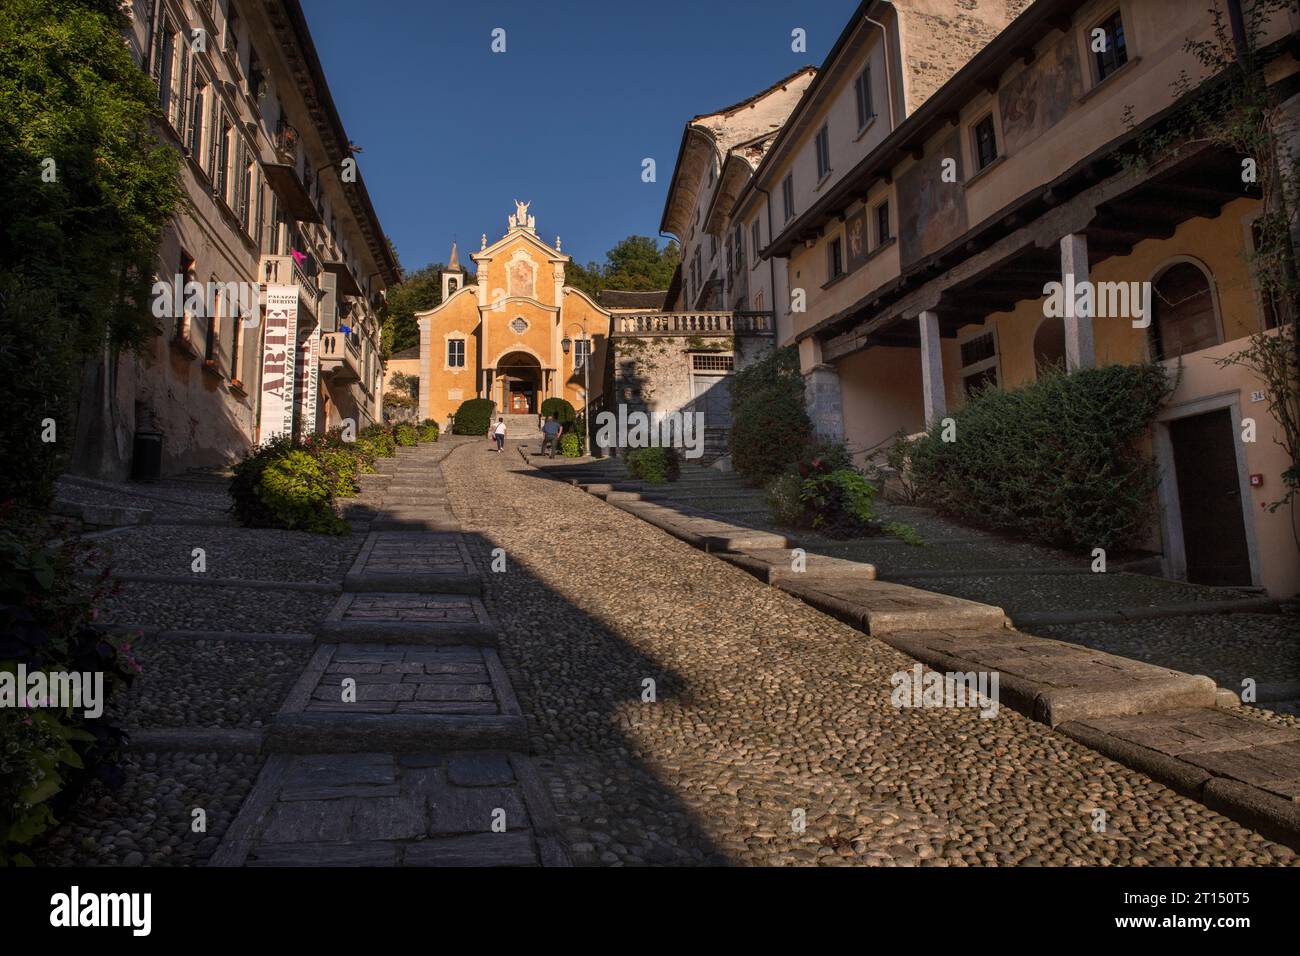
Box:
[865,9,898,130]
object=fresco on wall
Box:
[898,129,967,268]
[999,35,1083,155]
[845,207,869,272]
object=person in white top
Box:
[492,417,506,452]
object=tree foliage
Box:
[0,0,183,513]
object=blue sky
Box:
[303,0,855,276]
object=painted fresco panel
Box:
[898,130,967,267]
[999,35,1083,155]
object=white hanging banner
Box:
[259,283,299,442]
[296,326,320,436]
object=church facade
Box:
[415,203,611,427]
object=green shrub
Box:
[0,525,137,864]
[626,447,680,484]
[540,398,576,430]
[766,470,805,527]
[314,448,361,498]
[800,468,877,538]
[394,422,419,447]
[453,398,496,435]
[560,432,582,457]
[257,451,348,534]
[229,434,297,529]
[418,419,440,442]
[910,363,1174,550]
[730,382,812,485]
[359,424,396,457]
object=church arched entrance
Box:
[495,350,542,414]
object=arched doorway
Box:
[1033,316,1067,376]
[1149,260,1221,361]
[495,350,541,414]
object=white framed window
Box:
[958,329,1000,396]
[854,66,874,131]
[447,338,466,368]
[573,338,591,369]
[815,124,831,181]
[972,113,999,171]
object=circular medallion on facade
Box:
[510,316,528,334]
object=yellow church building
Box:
[415,202,611,428]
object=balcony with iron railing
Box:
[612,311,775,336]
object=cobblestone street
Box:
[443,440,1299,866]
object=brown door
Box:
[509,385,530,414]
[1169,409,1252,586]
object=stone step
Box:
[370,516,462,532]
[317,593,493,643]
[343,532,482,595]
[266,713,527,753]
[268,643,523,751]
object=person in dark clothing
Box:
[540,415,562,458]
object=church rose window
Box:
[510,317,528,334]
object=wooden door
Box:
[1169,409,1252,586]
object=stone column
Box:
[1060,233,1095,371]
[918,310,946,426]
[804,365,845,442]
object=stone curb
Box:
[1011,596,1279,627]
[85,570,340,593]
[1057,721,1300,851]
[124,727,266,754]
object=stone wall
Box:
[895,0,1033,110]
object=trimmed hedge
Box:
[910,363,1174,550]
[731,383,812,485]
[560,432,582,457]
[418,419,440,442]
[626,446,680,483]
[729,346,813,485]
[453,398,496,435]
[539,397,576,429]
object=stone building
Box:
[78,0,398,478]
[414,206,610,429]
[742,0,1300,596]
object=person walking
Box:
[540,415,562,458]
[492,417,506,453]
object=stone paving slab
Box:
[212,752,564,866]
[778,577,1006,635]
[880,627,1217,726]
[343,531,481,594]
[317,592,496,643]
[720,546,877,583]
[1059,709,1300,848]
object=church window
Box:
[510,316,528,334]
[447,339,465,368]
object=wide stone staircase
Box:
[212,438,567,866]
